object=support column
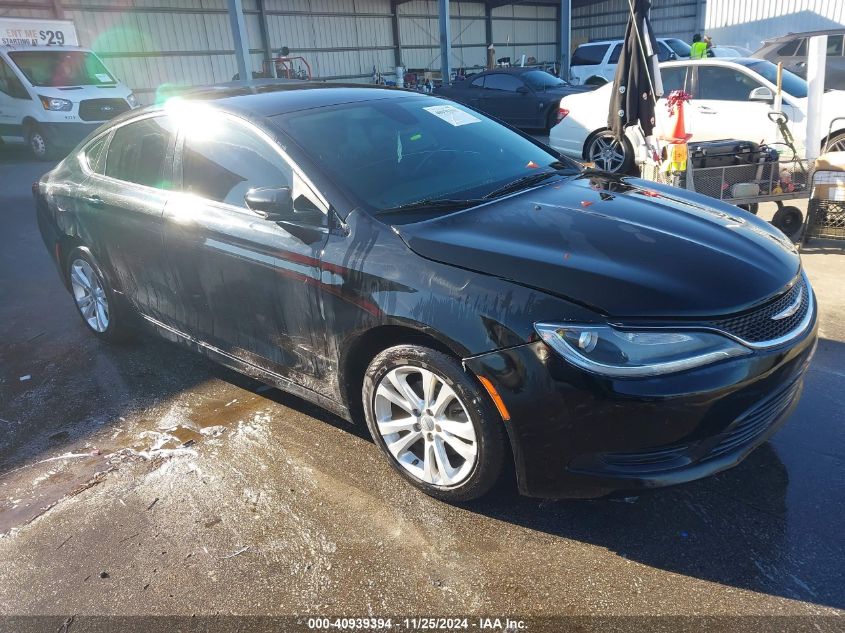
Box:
[391,0,402,68]
[559,0,571,79]
[256,0,273,69]
[438,0,451,85]
[227,0,252,82]
[52,0,65,19]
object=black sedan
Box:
[34,84,817,502]
[435,67,592,131]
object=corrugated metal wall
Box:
[571,0,703,47]
[705,0,845,51]
[1,0,562,103]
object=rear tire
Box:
[66,248,132,342]
[585,130,635,174]
[362,345,506,503]
[824,131,845,153]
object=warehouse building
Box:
[0,0,843,103]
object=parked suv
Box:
[754,29,845,90]
[569,37,690,85]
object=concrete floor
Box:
[1,144,844,627]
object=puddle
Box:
[0,383,272,534]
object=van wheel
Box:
[362,345,505,502]
[27,125,54,161]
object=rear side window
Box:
[105,117,175,188]
[572,44,609,66]
[483,73,524,92]
[471,75,485,88]
[83,135,109,175]
[181,118,292,208]
[696,66,762,101]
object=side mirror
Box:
[749,86,774,103]
[245,187,293,220]
[516,85,529,94]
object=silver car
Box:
[754,29,845,91]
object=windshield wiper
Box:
[376,197,486,217]
[483,169,570,200]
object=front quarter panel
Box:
[318,209,596,406]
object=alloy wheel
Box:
[373,365,478,487]
[70,258,110,332]
[588,133,627,172]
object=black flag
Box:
[608,0,663,140]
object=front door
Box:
[688,65,787,145]
[0,57,30,140]
[479,73,536,127]
[163,112,329,384]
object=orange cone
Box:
[663,99,692,143]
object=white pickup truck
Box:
[0,18,138,159]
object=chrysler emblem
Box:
[771,288,803,321]
[101,105,113,112]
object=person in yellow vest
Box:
[690,34,708,59]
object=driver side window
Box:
[0,58,29,99]
[696,66,762,101]
[483,74,524,92]
[181,118,292,209]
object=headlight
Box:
[126,92,138,108]
[38,95,73,111]
[535,323,751,378]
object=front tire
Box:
[27,125,54,161]
[66,248,131,342]
[825,131,845,153]
[362,345,505,503]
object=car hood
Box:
[393,174,800,318]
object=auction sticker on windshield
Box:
[423,105,481,127]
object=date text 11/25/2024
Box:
[306,617,528,630]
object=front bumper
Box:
[465,311,818,498]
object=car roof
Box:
[578,37,673,46]
[109,82,430,132]
[764,27,845,43]
[477,67,547,75]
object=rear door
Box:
[163,112,329,383]
[76,115,177,321]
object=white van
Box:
[0,45,138,159]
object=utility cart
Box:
[802,118,845,246]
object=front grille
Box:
[706,379,801,459]
[78,98,130,122]
[707,275,809,344]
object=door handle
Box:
[83,195,104,206]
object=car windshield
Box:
[8,51,116,87]
[665,38,692,57]
[735,59,808,98]
[274,97,579,218]
[522,70,569,89]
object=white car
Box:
[550,57,845,173]
[0,45,138,159]
[569,37,691,86]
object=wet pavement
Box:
[0,144,844,624]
